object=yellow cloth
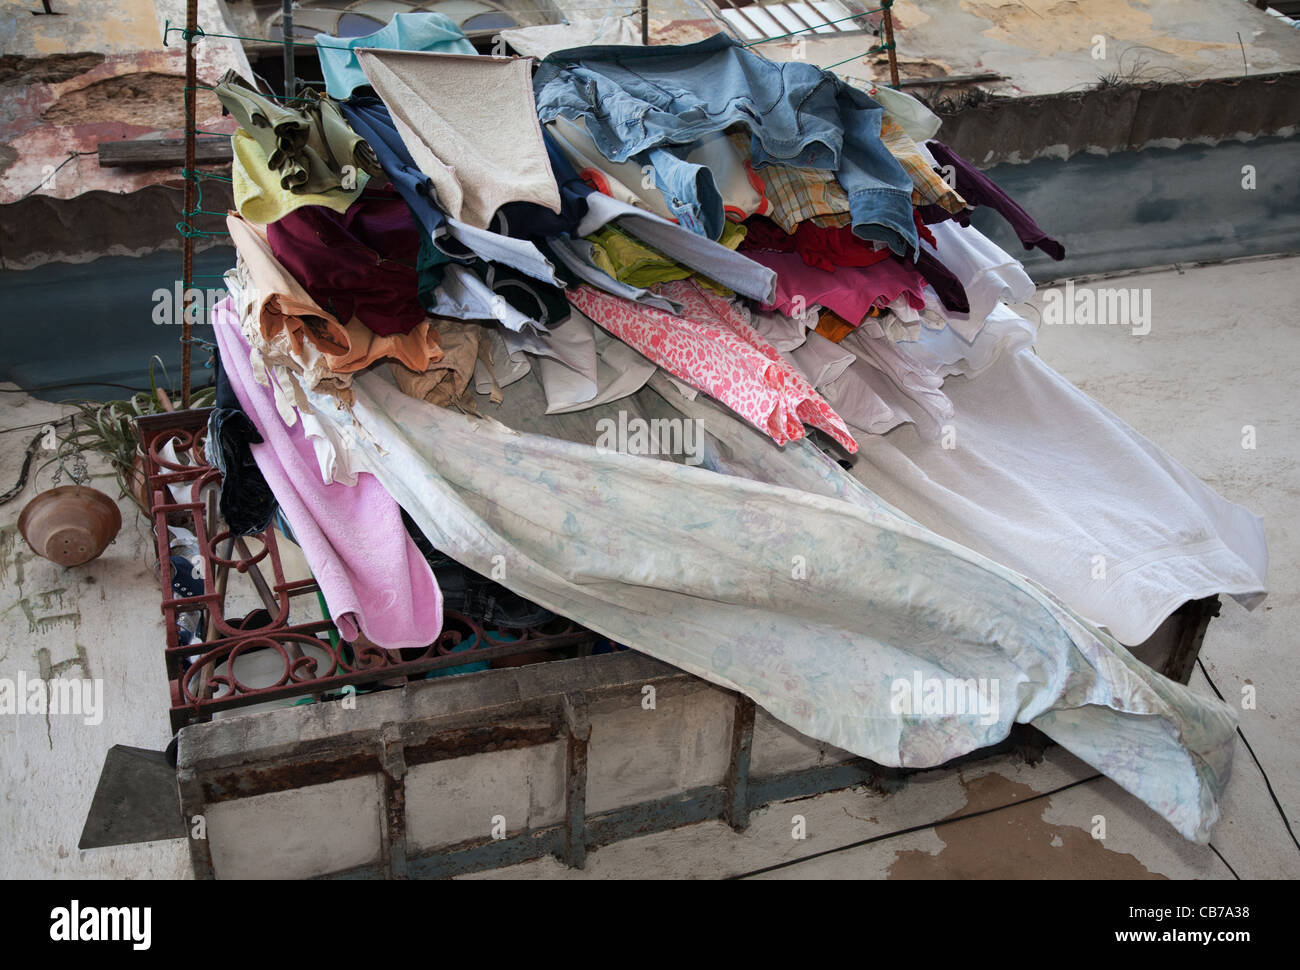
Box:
[232,127,369,225]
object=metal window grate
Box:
[714,0,880,43]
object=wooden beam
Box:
[96,137,231,169]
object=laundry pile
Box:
[201,13,1268,842]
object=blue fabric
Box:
[534,33,918,256]
[492,129,591,242]
[341,97,587,263]
[340,95,449,250]
[640,146,725,239]
[316,12,476,98]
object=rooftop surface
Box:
[2,254,1295,880]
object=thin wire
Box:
[166,23,325,49]
[728,773,1103,879]
[19,151,95,201]
[1208,842,1241,880]
[822,42,894,72]
[0,381,156,394]
[183,169,232,183]
[1197,656,1300,855]
[186,84,315,103]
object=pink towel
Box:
[212,298,443,649]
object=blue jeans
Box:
[535,33,918,256]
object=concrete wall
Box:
[177,652,862,879]
[971,133,1300,281]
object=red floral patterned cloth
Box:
[569,279,857,453]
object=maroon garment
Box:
[742,214,967,312]
[917,142,1065,261]
[741,216,893,273]
[266,183,426,337]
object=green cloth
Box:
[215,69,383,216]
[585,221,747,294]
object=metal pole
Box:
[641,0,648,46]
[282,0,296,95]
[181,0,197,409]
[882,1,900,87]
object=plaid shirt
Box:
[879,115,966,214]
[732,119,965,234]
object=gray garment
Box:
[578,192,777,304]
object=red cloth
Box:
[267,183,425,337]
[741,216,895,273]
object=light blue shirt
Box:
[316,12,475,98]
[535,33,919,256]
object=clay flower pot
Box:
[18,485,122,567]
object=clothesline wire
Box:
[821,42,894,72]
[165,22,324,50]
[728,774,1104,879]
[742,2,892,47]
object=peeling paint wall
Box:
[0,0,249,205]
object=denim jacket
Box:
[534,33,918,257]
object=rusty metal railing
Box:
[138,409,599,732]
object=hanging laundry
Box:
[214,70,381,198]
[283,359,1241,844]
[787,332,856,389]
[341,94,571,285]
[316,11,476,98]
[545,236,687,315]
[206,349,276,537]
[909,249,971,315]
[922,220,1037,339]
[879,116,966,214]
[741,216,894,274]
[266,182,425,337]
[577,192,777,303]
[231,128,368,225]
[547,115,679,223]
[534,34,918,256]
[227,213,351,360]
[357,49,562,229]
[847,346,1267,646]
[535,316,659,415]
[851,80,943,142]
[390,319,484,410]
[212,298,445,650]
[420,255,569,332]
[500,15,642,59]
[747,153,853,235]
[742,307,808,353]
[747,249,930,325]
[814,309,857,344]
[570,280,857,452]
[585,221,746,290]
[227,214,443,397]
[920,141,1066,261]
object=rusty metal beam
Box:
[379,726,409,879]
[561,693,592,868]
[724,695,756,831]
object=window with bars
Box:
[710,0,884,43]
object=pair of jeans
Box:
[534,33,918,256]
